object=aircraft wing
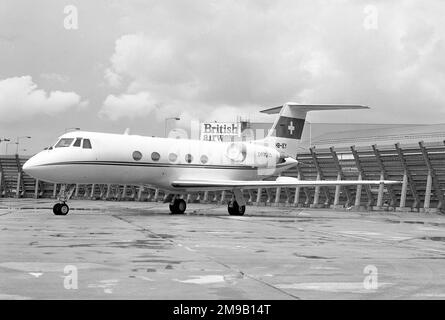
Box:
[171,176,401,191]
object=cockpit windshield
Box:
[73,138,82,147]
[54,138,74,148]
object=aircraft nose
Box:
[22,155,39,177]
[22,151,58,182]
[23,158,33,173]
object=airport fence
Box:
[1,140,445,213]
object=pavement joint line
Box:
[112,214,178,245]
[209,259,301,300]
[211,213,445,257]
[112,213,300,300]
[309,229,445,256]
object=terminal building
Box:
[1,121,445,213]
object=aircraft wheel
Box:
[53,203,61,215]
[59,203,69,215]
[53,203,69,215]
[170,199,186,214]
[228,201,245,216]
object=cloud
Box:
[99,91,158,121]
[104,68,122,88]
[39,73,70,83]
[100,1,445,123]
[0,75,87,122]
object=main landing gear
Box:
[52,184,74,216]
[169,198,187,214]
[168,190,246,216]
[227,200,245,216]
[227,189,246,216]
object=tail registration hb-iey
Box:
[23,103,400,216]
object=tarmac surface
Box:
[0,198,444,300]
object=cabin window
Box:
[73,138,82,147]
[168,153,178,162]
[55,138,74,148]
[151,152,160,161]
[185,154,193,163]
[83,139,92,149]
[132,151,142,161]
[200,155,208,164]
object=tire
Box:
[169,199,186,214]
[228,201,246,216]
[53,203,69,215]
[227,200,235,215]
[177,199,186,214]
[59,203,69,215]
[53,203,62,215]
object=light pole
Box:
[164,117,180,137]
[0,138,10,155]
[309,121,312,147]
[15,136,31,155]
[5,142,15,155]
[305,120,312,147]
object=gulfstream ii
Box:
[23,103,400,216]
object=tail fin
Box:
[259,102,368,157]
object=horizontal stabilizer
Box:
[260,103,368,114]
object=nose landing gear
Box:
[52,184,75,216]
[53,203,70,215]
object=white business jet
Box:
[23,103,399,216]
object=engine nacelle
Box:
[225,142,281,168]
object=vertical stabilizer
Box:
[258,102,368,157]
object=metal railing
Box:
[1,139,444,213]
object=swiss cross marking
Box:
[288,121,295,135]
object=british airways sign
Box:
[200,122,241,141]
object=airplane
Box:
[23,103,400,216]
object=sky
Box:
[1,0,445,155]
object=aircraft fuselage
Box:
[23,131,295,192]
